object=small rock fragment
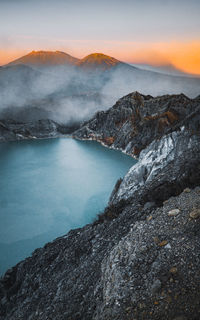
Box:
[125,307,132,312]
[153,237,159,244]
[0,297,7,305]
[144,202,155,211]
[169,267,178,274]
[158,240,168,247]
[151,279,161,294]
[168,209,180,216]
[189,208,200,219]
[166,295,172,303]
[184,188,191,193]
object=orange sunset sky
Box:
[0,0,200,75]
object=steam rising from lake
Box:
[0,63,200,125]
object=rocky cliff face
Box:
[0,92,200,320]
[74,92,200,156]
[110,129,200,205]
[0,119,78,141]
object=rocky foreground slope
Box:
[0,92,200,320]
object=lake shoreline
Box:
[0,137,136,276]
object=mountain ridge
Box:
[4,50,200,78]
[77,53,123,70]
[7,50,80,66]
[6,51,124,70]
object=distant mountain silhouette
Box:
[5,51,200,78]
[131,63,197,77]
[77,53,123,70]
[6,51,127,70]
[7,50,79,66]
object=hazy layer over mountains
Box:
[0,50,200,125]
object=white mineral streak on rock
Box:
[114,130,183,202]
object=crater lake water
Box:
[0,138,136,275]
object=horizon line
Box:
[1,49,200,78]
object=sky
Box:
[0,0,200,74]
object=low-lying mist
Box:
[0,63,200,125]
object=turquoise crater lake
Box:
[0,138,136,275]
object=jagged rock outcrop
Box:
[110,129,200,206]
[0,92,200,320]
[74,92,200,156]
[0,119,77,141]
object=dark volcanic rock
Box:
[95,187,200,320]
[0,119,58,141]
[0,189,200,320]
[0,119,77,141]
[74,92,199,156]
[0,92,200,320]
